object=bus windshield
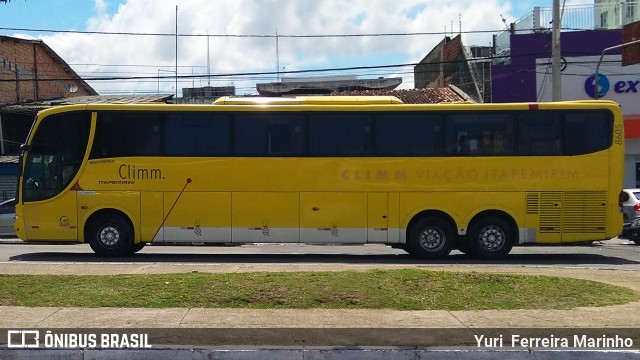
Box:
[22,112,91,202]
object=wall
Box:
[415,35,484,102]
[492,30,623,103]
[0,37,94,104]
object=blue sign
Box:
[584,74,610,98]
[584,73,640,98]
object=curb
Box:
[1,348,639,360]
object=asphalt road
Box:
[0,237,639,271]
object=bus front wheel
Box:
[467,216,514,259]
[87,213,134,257]
[408,217,454,259]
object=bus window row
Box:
[88,110,613,159]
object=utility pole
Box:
[276,28,280,81]
[175,5,178,98]
[551,0,562,101]
[207,31,211,86]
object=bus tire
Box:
[467,216,514,259]
[87,213,134,257]
[407,217,454,259]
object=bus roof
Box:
[212,96,404,105]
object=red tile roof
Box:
[333,87,472,104]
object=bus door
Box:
[367,193,388,243]
[22,144,79,241]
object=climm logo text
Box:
[119,164,164,180]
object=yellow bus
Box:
[14,96,624,259]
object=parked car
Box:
[620,188,640,222]
[0,198,16,237]
[619,216,640,245]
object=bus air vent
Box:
[526,192,539,214]
[539,192,562,233]
[562,192,606,234]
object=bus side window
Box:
[447,113,514,156]
[308,113,373,156]
[90,116,113,158]
[375,113,444,156]
[267,123,292,155]
[165,113,231,156]
[517,113,562,155]
[234,113,305,156]
[91,113,163,158]
[563,112,612,155]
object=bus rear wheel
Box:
[467,216,514,259]
[408,217,454,259]
[87,213,134,256]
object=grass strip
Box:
[0,269,637,310]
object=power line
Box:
[5,52,620,84]
[1,62,423,82]
[0,26,585,38]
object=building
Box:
[176,86,236,104]
[256,76,402,96]
[0,35,99,198]
[0,35,97,104]
[491,2,640,188]
[595,0,640,28]
[414,35,491,103]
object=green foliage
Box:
[0,269,636,310]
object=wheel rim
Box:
[478,225,505,251]
[98,224,121,248]
[419,227,446,252]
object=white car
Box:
[620,189,640,223]
[0,198,15,237]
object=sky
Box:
[0,0,594,96]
